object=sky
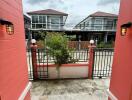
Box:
[22,0,120,27]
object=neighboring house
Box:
[24,14,31,39]
[27,9,68,30]
[74,11,118,43]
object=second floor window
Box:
[105,20,114,30]
[32,15,46,29]
[95,19,102,25]
[32,16,38,23]
[32,15,46,23]
[31,15,64,30]
[50,17,60,29]
[94,19,102,30]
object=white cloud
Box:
[98,0,120,5]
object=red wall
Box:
[109,0,132,100]
[0,0,30,100]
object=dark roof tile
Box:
[90,11,118,17]
[27,9,68,16]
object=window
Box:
[50,17,60,29]
[106,20,113,30]
[83,22,85,29]
[36,24,43,28]
[95,19,102,25]
[39,16,43,23]
[93,19,103,30]
[43,16,46,23]
[51,18,60,24]
[80,24,81,29]
[32,16,38,23]
[43,24,46,28]
[86,22,90,29]
[32,24,35,29]
[31,15,47,29]
[107,20,113,26]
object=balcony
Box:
[75,24,117,32]
[31,22,65,31]
[30,23,117,32]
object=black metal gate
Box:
[27,47,89,80]
[36,48,49,79]
[27,48,49,80]
[92,48,114,79]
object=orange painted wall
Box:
[109,0,132,100]
[0,0,30,100]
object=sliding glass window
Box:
[32,15,47,29]
[50,17,60,29]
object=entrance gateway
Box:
[27,46,113,80]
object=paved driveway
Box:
[30,78,110,100]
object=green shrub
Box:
[45,32,75,78]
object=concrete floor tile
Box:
[30,79,110,100]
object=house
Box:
[27,9,68,31]
[74,11,118,43]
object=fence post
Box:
[88,45,96,79]
[30,43,38,80]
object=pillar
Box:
[30,43,38,80]
[88,45,96,79]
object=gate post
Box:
[30,40,38,80]
[88,44,96,79]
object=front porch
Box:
[31,78,110,100]
[27,33,114,100]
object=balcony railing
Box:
[31,22,65,30]
[30,23,117,32]
[75,24,117,31]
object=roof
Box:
[90,11,118,17]
[27,9,68,16]
[74,11,118,27]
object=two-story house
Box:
[27,9,68,31]
[74,11,118,43]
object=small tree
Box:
[46,32,72,78]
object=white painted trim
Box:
[18,82,32,100]
[106,89,118,100]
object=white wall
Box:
[37,65,88,79]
